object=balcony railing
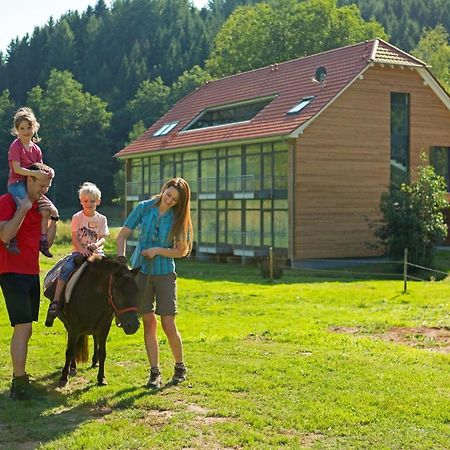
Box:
[198,175,287,199]
[196,230,288,256]
[126,175,287,199]
[126,179,199,198]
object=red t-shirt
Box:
[0,194,41,275]
[8,139,43,184]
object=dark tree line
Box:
[338,0,450,51]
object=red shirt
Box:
[0,194,41,275]
[8,139,43,185]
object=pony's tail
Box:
[75,335,89,363]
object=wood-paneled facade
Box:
[292,65,450,259]
[117,40,450,262]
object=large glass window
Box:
[162,155,174,181]
[274,199,288,248]
[200,200,217,243]
[391,93,410,185]
[184,97,275,130]
[245,200,261,247]
[430,147,450,192]
[245,146,261,191]
[182,159,198,194]
[227,152,242,191]
[227,200,242,245]
[274,151,288,190]
[200,153,217,193]
[129,159,143,195]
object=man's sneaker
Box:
[172,363,187,384]
[10,374,31,400]
[147,368,162,389]
[5,238,20,255]
[45,301,59,327]
[40,237,53,258]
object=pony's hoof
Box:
[58,379,68,388]
[69,368,77,376]
[97,379,108,386]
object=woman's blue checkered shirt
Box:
[124,198,176,275]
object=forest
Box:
[0,0,448,213]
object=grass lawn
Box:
[0,243,449,449]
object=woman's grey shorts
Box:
[136,271,177,316]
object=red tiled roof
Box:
[116,39,427,158]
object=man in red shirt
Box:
[0,162,58,400]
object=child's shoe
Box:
[45,301,59,327]
[5,238,20,255]
[40,236,53,257]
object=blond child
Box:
[45,182,109,327]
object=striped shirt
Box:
[124,198,176,275]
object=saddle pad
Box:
[65,261,89,303]
[44,254,72,291]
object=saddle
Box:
[44,254,87,303]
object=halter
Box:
[108,274,138,323]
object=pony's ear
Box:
[130,267,141,277]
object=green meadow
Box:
[0,241,449,449]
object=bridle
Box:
[108,274,138,324]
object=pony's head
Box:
[109,262,140,335]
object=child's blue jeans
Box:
[7,181,27,207]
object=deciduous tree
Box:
[206,0,387,77]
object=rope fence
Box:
[259,247,449,291]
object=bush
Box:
[372,157,449,267]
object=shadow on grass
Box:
[0,366,171,448]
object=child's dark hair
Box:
[11,107,41,143]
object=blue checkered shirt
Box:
[124,198,176,275]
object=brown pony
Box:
[55,257,140,387]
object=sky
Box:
[0,0,209,54]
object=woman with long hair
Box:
[116,177,193,389]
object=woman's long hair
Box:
[153,177,193,255]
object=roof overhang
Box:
[416,67,450,111]
[116,134,288,160]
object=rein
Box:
[108,275,138,321]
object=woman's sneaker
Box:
[147,368,162,389]
[172,363,187,384]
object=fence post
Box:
[269,247,274,281]
[403,248,408,293]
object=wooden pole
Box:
[269,247,274,281]
[403,248,408,294]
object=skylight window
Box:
[184,96,275,131]
[287,96,315,114]
[153,121,179,137]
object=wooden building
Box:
[116,39,450,261]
